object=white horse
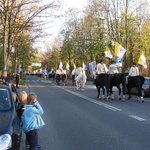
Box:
[75,67,87,91]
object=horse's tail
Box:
[139,76,145,88]
[121,73,126,85]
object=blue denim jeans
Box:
[26,129,38,150]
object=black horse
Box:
[126,75,145,102]
[109,73,126,101]
[95,74,110,101]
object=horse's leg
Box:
[127,86,132,99]
[53,74,55,80]
[56,75,59,85]
[72,76,74,85]
[116,84,121,100]
[136,86,144,103]
[63,76,67,86]
[65,75,68,86]
[96,86,100,99]
[76,83,79,90]
[76,81,79,90]
[61,76,64,85]
[101,86,105,99]
[105,86,109,101]
[81,76,86,91]
[122,84,126,102]
[57,80,60,85]
[109,85,114,100]
[81,81,84,91]
[63,79,65,86]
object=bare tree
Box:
[0,0,60,77]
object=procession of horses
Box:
[45,66,145,103]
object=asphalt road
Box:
[21,75,150,150]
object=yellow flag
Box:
[66,63,70,70]
[114,42,120,57]
[59,61,63,69]
[138,51,147,69]
[73,63,76,69]
[105,46,113,58]
[82,62,85,69]
[114,42,127,58]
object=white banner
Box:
[89,61,96,76]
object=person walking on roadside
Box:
[15,72,20,88]
[22,93,45,150]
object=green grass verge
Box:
[20,76,26,85]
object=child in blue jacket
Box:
[22,93,45,150]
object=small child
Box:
[21,93,45,150]
[12,91,27,139]
[16,91,27,121]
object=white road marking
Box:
[129,115,146,121]
[64,89,121,112]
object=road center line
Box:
[129,115,146,121]
[64,89,121,112]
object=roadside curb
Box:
[19,130,26,150]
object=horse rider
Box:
[126,62,139,84]
[61,67,66,75]
[94,59,108,84]
[56,68,62,75]
[108,60,120,74]
[71,67,76,78]
[96,59,108,75]
[71,68,76,76]
[75,67,84,75]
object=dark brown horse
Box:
[61,73,68,85]
[55,69,68,86]
[55,74,61,85]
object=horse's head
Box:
[75,67,84,75]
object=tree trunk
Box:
[2,15,8,77]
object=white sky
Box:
[34,0,89,51]
[61,0,89,9]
